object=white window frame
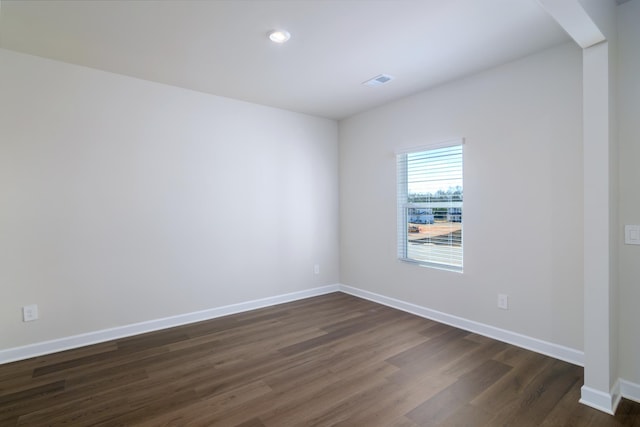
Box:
[397,138,464,272]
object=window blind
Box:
[397,141,463,272]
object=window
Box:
[397,139,463,272]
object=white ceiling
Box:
[0,0,571,120]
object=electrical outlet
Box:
[497,294,508,310]
[314,264,320,275]
[23,304,39,322]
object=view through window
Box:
[397,141,463,271]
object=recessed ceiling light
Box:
[268,29,291,44]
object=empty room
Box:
[1,0,639,425]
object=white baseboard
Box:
[338,284,585,366]
[2,282,639,416]
[580,381,621,415]
[339,285,640,415]
[0,284,340,365]
[621,379,640,404]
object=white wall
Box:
[618,0,640,387]
[339,43,584,351]
[0,48,339,351]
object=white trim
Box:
[5,282,638,413]
[621,379,640,404]
[536,0,606,49]
[394,137,464,155]
[338,284,584,366]
[0,284,340,365]
[580,381,621,415]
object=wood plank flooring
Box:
[1,292,639,426]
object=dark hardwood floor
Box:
[1,292,639,426]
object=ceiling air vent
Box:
[362,74,395,87]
